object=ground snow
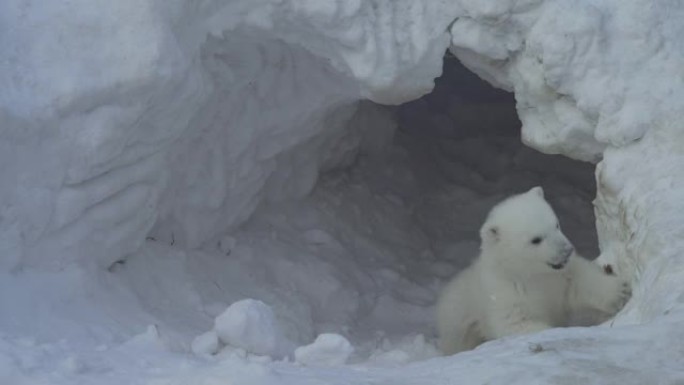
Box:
[2,0,684,383]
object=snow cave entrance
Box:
[126,55,600,363]
[212,56,598,358]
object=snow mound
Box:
[294,333,354,366]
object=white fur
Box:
[436,187,631,355]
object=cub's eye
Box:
[531,237,543,245]
[556,223,560,229]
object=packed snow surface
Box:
[2,0,684,384]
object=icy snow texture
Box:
[2,0,684,384]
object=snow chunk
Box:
[294,334,354,367]
[214,299,288,358]
[366,334,440,367]
[191,331,220,356]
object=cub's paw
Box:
[605,277,632,314]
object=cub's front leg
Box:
[567,256,631,316]
[486,294,552,339]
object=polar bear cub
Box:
[436,186,631,355]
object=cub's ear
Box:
[481,226,500,243]
[529,186,544,198]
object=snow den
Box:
[2,1,684,383]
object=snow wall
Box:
[2,0,684,383]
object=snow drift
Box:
[2,0,684,383]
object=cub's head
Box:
[479,187,575,273]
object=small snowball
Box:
[191,330,220,356]
[294,333,354,367]
[213,299,285,357]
